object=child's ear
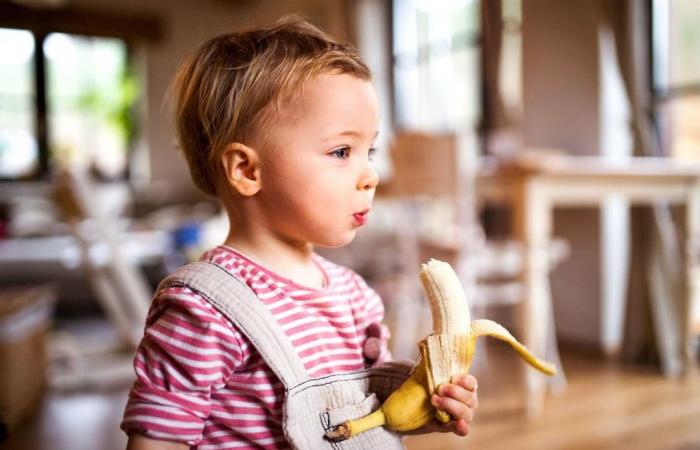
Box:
[220,142,262,196]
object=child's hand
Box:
[427,374,478,436]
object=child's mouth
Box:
[353,211,368,226]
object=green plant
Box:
[76,66,138,146]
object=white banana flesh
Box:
[419,260,471,334]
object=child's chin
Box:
[316,231,358,248]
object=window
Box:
[0,2,161,182]
[391,0,524,155]
[45,33,134,179]
[0,28,36,178]
[651,0,700,160]
[392,0,481,133]
[0,28,135,180]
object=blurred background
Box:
[0,0,699,449]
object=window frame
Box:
[0,2,161,182]
[649,0,700,158]
[389,0,483,135]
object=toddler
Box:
[122,16,478,449]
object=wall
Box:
[522,0,603,347]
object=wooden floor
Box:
[3,343,700,450]
[405,344,700,450]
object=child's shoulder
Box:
[148,256,248,347]
[198,244,240,267]
[196,245,260,281]
[149,246,250,324]
[148,282,245,348]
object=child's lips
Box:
[353,210,369,226]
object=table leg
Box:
[512,177,555,417]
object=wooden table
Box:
[477,153,700,417]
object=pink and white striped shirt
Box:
[121,245,390,449]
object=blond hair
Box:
[172,16,372,197]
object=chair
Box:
[386,131,569,414]
[49,169,153,390]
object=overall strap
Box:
[158,261,310,388]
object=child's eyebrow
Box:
[324,130,379,140]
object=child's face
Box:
[256,72,379,248]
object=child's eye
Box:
[330,147,350,159]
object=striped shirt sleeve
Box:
[121,286,247,445]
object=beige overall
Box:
[160,261,413,449]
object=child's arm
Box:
[121,287,246,446]
[126,434,189,450]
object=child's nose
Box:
[356,164,379,191]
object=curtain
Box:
[480,0,505,145]
[598,0,686,375]
[480,0,526,158]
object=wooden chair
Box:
[49,169,152,390]
[385,131,569,412]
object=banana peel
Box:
[325,259,556,441]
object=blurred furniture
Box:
[0,285,56,431]
[0,231,169,270]
[386,132,570,417]
[478,152,700,414]
[53,170,152,347]
[47,170,155,390]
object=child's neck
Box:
[223,230,326,289]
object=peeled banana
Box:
[325,259,556,442]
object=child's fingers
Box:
[451,374,478,392]
[431,392,476,423]
[429,375,479,436]
[452,418,471,437]
[423,416,471,436]
[435,383,478,409]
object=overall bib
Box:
[159,261,414,449]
